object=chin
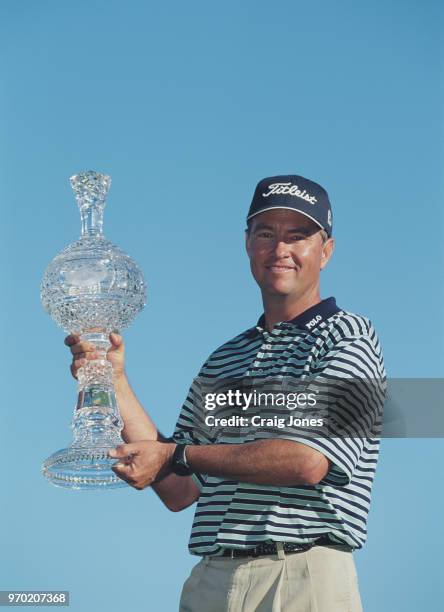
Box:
[265,283,296,296]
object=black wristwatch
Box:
[171,444,193,476]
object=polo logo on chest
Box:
[306,315,322,329]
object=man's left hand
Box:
[109,441,176,490]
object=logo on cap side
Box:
[262,182,317,205]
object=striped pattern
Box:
[173,299,386,556]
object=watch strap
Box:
[171,443,193,476]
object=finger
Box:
[108,444,139,459]
[70,363,78,380]
[111,464,135,485]
[109,332,123,347]
[70,343,96,356]
[73,357,87,369]
[72,351,99,363]
[64,334,80,346]
[111,462,133,474]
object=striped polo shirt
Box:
[173,297,386,556]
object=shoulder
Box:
[315,308,386,375]
[323,309,381,344]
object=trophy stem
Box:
[72,331,123,447]
[80,206,104,237]
[42,330,126,489]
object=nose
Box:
[273,239,292,258]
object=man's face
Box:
[245,209,334,300]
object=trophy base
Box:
[42,445,128,490]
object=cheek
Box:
[298,244,311,258]
[249,245,267,266]
[249,256,262,279]
[298,245,322,270]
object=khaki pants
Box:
[179,544,363,612]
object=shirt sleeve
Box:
[275,334,387,486]
[172,376,210,491]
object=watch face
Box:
[172,444,193,476]
[174,462,192,476]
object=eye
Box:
[255,231,273,239]
[290,234,306,241]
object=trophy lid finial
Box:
[70,171,111,207]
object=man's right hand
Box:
[64,332,126,382]
[64,331,197,511]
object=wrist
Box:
[166,442,178,466]
[170,443,194,476]
[113,370,128,387]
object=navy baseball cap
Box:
[246,175,333,237]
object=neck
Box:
[80,204,104,237]
[262,288,321,331]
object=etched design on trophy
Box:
[40,171,147,489]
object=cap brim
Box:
[246,206,326,232]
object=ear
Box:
[320,237,335,270]
[245,229,252,257]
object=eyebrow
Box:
[253,224,312,234]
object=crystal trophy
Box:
[40,171,147,489]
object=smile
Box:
[267,265,296,273]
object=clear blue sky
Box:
[1,1,443,610]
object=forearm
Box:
[114,374,159,442]
[186,439,327,486]
[113,375,200,510]
[151,471,200,512]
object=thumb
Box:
[109,332,123,348]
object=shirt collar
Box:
[251,297,340,336]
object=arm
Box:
[107,345,330,496]
[67,334,330,506]
[109,437,331,506]
[114,374,200,512]
[185,439,330,486]
[114,373,158,441]
[65,332,200,512]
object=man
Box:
[65,175,386,611]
